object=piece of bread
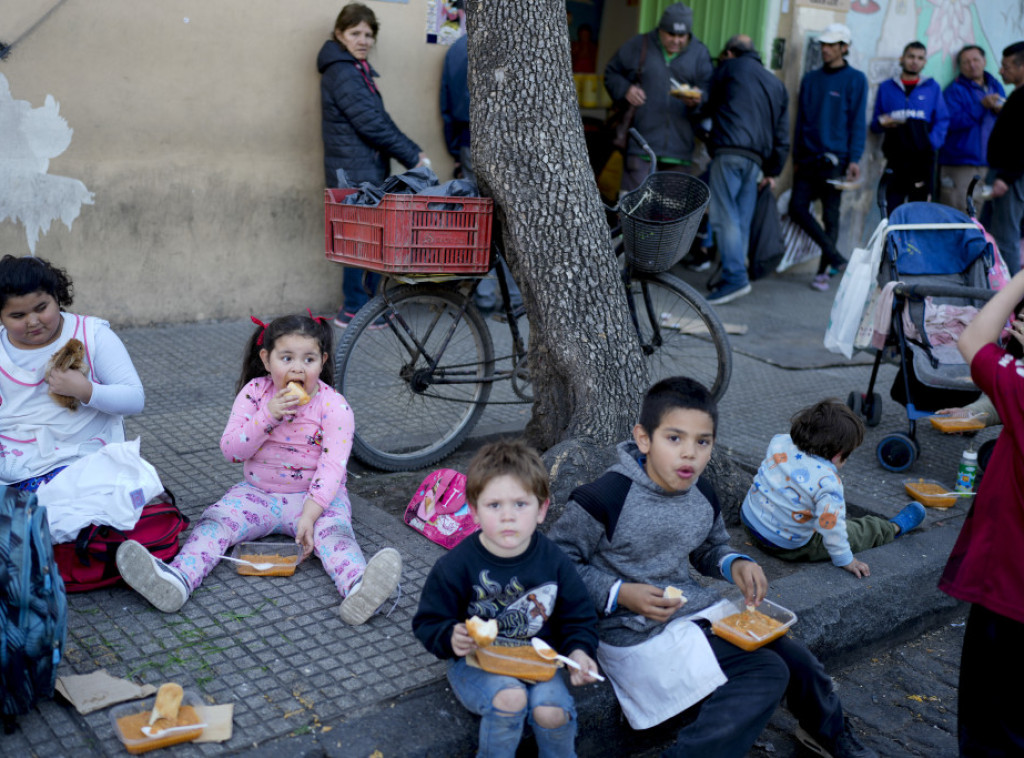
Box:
[466,615,498,647]
[663,586,688,603]
[45,339,87,411]
[149,682,184,726]
[672,83,701,97]
[286,381,311,405]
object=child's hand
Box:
[45,368,93,403]
[450,623,476,657]
[618,583,683,622]
[731,559,768,607]
[294,498,323,558]
[841,558,870,578]
[267,386,301,421]
[567,650,601,686]
[1008,318,1024,349]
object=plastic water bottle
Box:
[954,448,979,493]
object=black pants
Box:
[789,160,847,275]
[664,631,844,758]
[884,161,934,214]
[958,603,1024,756]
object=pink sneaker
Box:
[810,274,830,292]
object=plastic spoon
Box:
[531,638,605,681]
[219,555,276,572]
[140,723,207,738]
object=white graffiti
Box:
[0,73,94,253]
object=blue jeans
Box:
[664,631,843,757]
[709,154,761,288]
[447,657,578,758]
[341,267,380,315]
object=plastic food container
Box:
[230,542,302,576]
[110,690,206,754]
[474,643,558,682]
[928,412,987,433]
[903,478,967,509]
[709,591,796,651]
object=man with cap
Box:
[701,35,789,305]
[980,41,1024,276]
[870,41,949,213]
[604,3,713,193]
[789,23,868,292]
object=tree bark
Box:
[465,0,647,459]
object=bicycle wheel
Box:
[335,284,494,471]
[626,271,732,401]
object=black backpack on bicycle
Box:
[0,487,68,732]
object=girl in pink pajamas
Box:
[116,313,402,625]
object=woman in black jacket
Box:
[318,2,427,327]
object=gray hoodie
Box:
[548,441,740,647]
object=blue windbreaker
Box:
[939,72,1005,166]
[870,76,949,151]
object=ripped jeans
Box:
[447,657,578,758]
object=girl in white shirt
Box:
[0,255,144,489]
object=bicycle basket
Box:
[620,173,710,273]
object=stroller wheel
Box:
[864,392,883,427]
[877,433,917,472]
[846,391,863,415]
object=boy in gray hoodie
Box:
[549,376,876,758]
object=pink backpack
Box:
[403,469,478,549]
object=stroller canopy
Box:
[887,202,990,276]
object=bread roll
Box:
[286,381,311,405]
[149,682,184,725]
[466,615,498,647]
[663,586,688,603]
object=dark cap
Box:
[659,3,693,36]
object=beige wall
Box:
[0,0,451,324]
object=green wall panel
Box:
[639,0,769,59]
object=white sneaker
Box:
[339,548,402,626]
[116,540,190,613]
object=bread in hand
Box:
[45,339,87,411]
[286,381,311,405]
[466,615,498,647]
[663,586,688,603]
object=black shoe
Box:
[795,719,877,758]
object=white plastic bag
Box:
[36,438,163,544]
[824,220,887,358]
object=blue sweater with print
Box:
[793,63,868,166]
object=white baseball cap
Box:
[818,23,852,45]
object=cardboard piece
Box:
[55,670,157,715]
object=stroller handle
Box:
[892,283,995,302]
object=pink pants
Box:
[170,482,366,597]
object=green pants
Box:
[746,515,898,563]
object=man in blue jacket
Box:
[870,41,949,214]
[789,23,867,293]
[702,36,789,305]
[981,41,1024,276]
[939,45,1005,213]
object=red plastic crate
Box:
[324,188,493,275]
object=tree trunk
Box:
[465,0,647,458]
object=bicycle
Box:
[329,129,731,471]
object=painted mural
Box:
[0,73,93,253]
[843,0,1024,91]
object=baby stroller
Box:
[841,175,1001,472]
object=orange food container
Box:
[110,691,206,754]
[903,478,967,509]
[929,413,987,433]
[709,592,796,652]
[473,643,559,682]
[230,542,302,576]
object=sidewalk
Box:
[7,267,980,757]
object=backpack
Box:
[0,487,68,730]
[53,490,188,592]
[403,469,478,549]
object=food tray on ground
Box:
[473,642,559,682]
[903,478,968,509]
[928,412,987,433]
[230,541,302,576]
[708,589,796,651]
[110,690,206,754]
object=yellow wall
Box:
[0,1,451,324]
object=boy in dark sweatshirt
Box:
[548,377,876,758]
[413,439,599,757]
